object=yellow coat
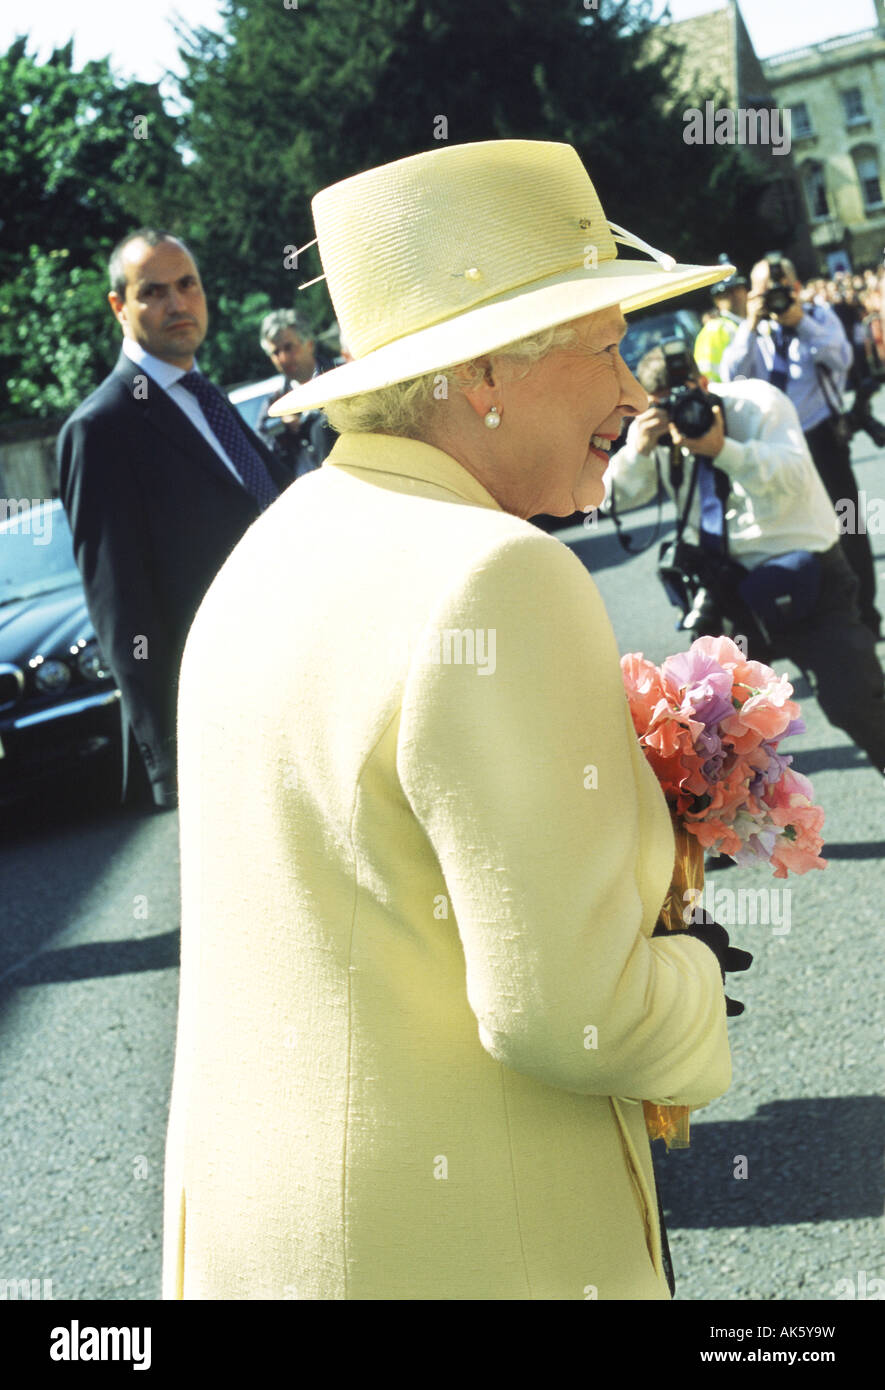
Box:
[162,432,732,1300]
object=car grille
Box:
[0,663,25,713]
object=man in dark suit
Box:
[58,227,292,811]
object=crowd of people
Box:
[698,266,885,382]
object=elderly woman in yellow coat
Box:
[162,140,740,1300]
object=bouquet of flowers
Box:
[620,635,826,1149]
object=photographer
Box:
[606,344,885,775]
[720,254,881,639]
[256,309,340,479]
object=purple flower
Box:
[695,726,727,781]
[662,650,734,730]
[760,742,794,784]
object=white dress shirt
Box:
[605,378,840,569]
[121,338,242,483]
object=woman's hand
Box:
[653,914,753,1016]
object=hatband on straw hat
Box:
[268,140,733,417]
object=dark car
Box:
[0,499,121,804]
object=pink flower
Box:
[620,641,827,880]
[621,653,668,740]
[763,769,827,877]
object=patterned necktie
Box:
[697,457,726,554]
[768,325,794,395]
[178,371,279,511]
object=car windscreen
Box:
[0,505,80,603]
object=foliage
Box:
[0,37,183,277]
[0,247,116,423]
[2,5,793,421]
[172,0,784,316]
[0,36,186,422]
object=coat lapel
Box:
[110,353,264,501]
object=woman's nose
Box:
[617,355,649,417]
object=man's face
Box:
[714,287,747,319]
[108,238,208,366]
[267,329,316,384]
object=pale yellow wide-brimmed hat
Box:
[269,139,732,416]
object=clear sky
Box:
[1,0,880,81]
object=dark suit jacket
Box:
[57,351,293,807]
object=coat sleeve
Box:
[396,529,732,1107]
[604,422,663,512]
[714,383,814,495]
[57,411,179,798]
[720,321,767,382]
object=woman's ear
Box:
[452,357,498,422]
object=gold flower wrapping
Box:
[643,817,705,1149]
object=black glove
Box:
[653,913,753,1016]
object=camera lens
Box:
[763,285,793,316]
[671,388,716,439]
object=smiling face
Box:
[468,307,648,517]
[108,237,208,367]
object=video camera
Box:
[762,251,795,318]
[655,339,717,439]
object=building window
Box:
[791,101,813,138]
[852,148,884,212]
[840,87,868,126]
[803,162,830,220]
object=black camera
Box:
[762,253,795,318]
[656,339,717,439]
[658,542,734,636]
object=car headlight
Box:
[33,659,72,693]
[77,642,112,682]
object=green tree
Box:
[0,36,188,421]
[0,248,115,420]
[173,0,782,325]
[0,36,184,277]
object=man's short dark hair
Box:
[108,228,194,298]
[635,345,702,395]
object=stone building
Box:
[762,0,885,272]
[643,1,813,272]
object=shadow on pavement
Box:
[786,745,868,775]
[653,1096,885,1227]
[819,839,885,860]
[4,930,180,989]
[0,762,158,985]
[565,520,673,575]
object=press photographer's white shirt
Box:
[604,378,840,569]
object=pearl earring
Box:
[484,406,502,429]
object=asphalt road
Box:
[1,415,883,1304]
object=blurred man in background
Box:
[257,309,339,478]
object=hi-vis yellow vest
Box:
[694,313,740,381]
